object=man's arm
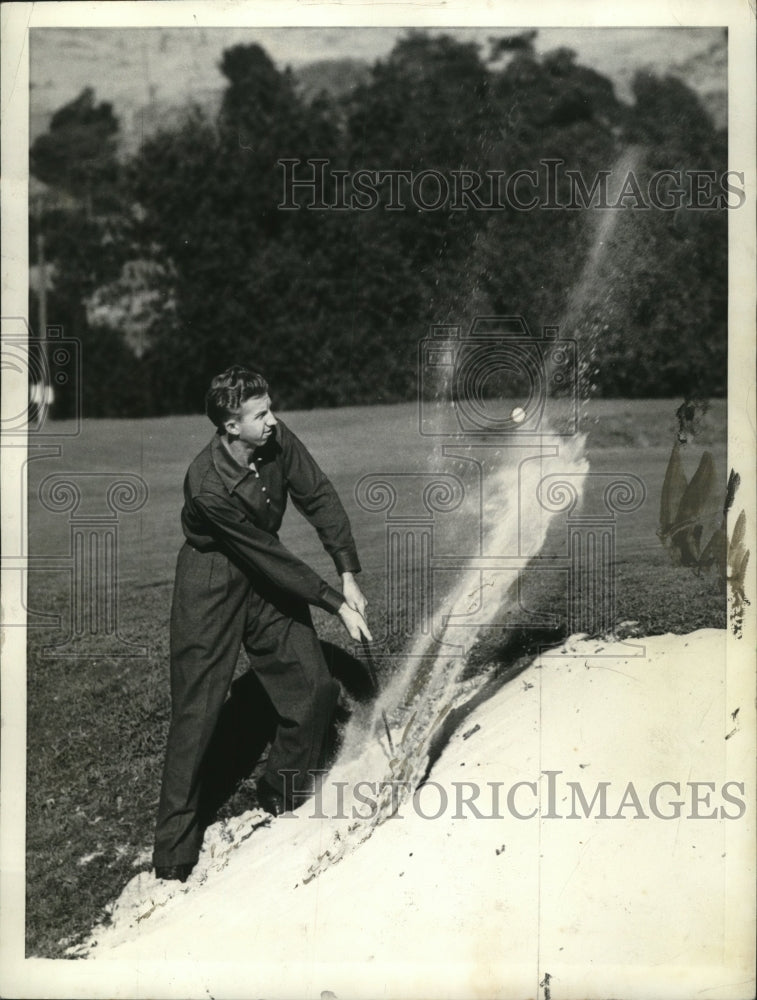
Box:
[279,421,362,575]
[278,420,370,619]
[194,492,344,613]
[193,493,372,640]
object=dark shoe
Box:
[256,778,292,817]
[155,863,193,883]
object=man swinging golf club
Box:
[153,365,371,883]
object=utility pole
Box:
[32,190,53,410]
[37,228,47,342]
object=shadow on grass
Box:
[197,641,375,826]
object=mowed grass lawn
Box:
[23,399,727,956]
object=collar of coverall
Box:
[210,426,280,494]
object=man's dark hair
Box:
[205,366,269,429]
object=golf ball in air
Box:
[510,407,526,423]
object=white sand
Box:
[77,629,754,999]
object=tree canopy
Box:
[30,33,728,416]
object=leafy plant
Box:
[659,432,749,634]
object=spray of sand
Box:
[302,146,643,877]
[303,432,588,878]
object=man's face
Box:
[226,394,277,449]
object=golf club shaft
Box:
[361,637,395,754]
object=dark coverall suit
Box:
[152,419,361,869]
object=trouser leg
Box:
[243,592,340,800]
[153,545,248,868]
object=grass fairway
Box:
[24,398,727,957]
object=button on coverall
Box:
[153,419,361,869]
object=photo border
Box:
[2,2,755,998]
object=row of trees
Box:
[30,32,728,417]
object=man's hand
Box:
[337,602,373,642]
[341,572,368,618]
